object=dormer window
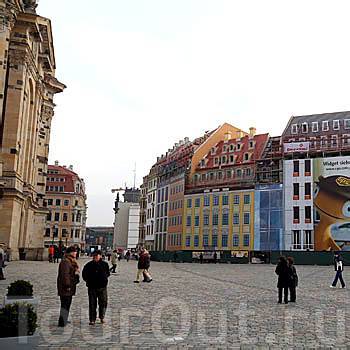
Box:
[291,124,298,134]
[312,122,318,132]
[345,119,350,129]
[229,144,235,152]
[236,143,242,151]
[200,159,206,167]
[223,145,227,153]
[249,141,255,149]
[301,123,308,133]
[333,120,340,130]
[229,155,235,163]
[322,121,329,131]
[211,147,216,155]
[221,156,227,164]
[214,157,219,165]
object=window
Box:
[245,168,252,177]
[244,153,250,162]
[222,213,229,225]
[243,234,250,247]
[229,155,234,163]
[63,213,68,222]
[300,123,307,133]
[186,216,191,227]
[212,235,218,247]
[203,215,209,226]
[53,228,58,238]
[322,120,329,131]
[204,196,210,206]
[249,141,255,149]
[217,172,223,179]
[331,135,338,147]
[194,235,199,247]
[194,216,200,226]
[222,195,229,205]
[236,143,242,151]
[222,235,228,247]
[64,199,69,206]
[186,236,191,247]
[221,156,227,164]
[236,169,242,177]
[304,230,313,249]
[293,206,300,223]
[244,194,250,205]
[233,235,239,247]
[56,199,61,206]
[212,213,219,226]
[226,170,232,178]
[62,229,68,237]
[243,213,250,225]
[203,235,209,246]
[312,122,319,132]
[47,212,52,221]
[345,119,350,129]
[305,159,311,175]
[45,228,50,237]
[305,206,312,222]
[214,157,219,165]
[234,195,240,205]
[223,145,227,152]
[293,160,299,174]
[293,183,299,198]
[195,198,201,207]
[187,198,192,208]
[48,199,53,206]
[305,183,311,198]
[54,213,60,221]
[321,136,328,147]
[233,213,239,225]
[229,144,235,152]
[291,124,298,134]
[333,120,340,130]
[213,196,219,206]
[293,230,301,249]
[72,213,75,222]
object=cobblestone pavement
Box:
[1,258,350,349]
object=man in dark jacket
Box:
[57,246,79,327]
[82,250,110,325]
[275,256,292,304]
[331,252,346,288]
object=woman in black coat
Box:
[275,256,291,304]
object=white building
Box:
[283,159,314,250]
[145,171,158,250]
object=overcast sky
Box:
[39,0,350,226]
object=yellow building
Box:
[0,1,65,259]
[183,190,255,251]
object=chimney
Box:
[69,165,73,171]
[249,127,256,137]
[54,160,59,166]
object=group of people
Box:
[57,245,152,327]
[49,245,81,263]
[275,252,347,304]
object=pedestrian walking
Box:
[126,250,131,262]
[110,250,118,273]
[0,244,6,280]
[331,252,346,288]
[275,256,292,304]
[54,246,60,263]
[57,246,80,327]
[134,247,152,283]
[199,252,203,264]
[82,250,110,325]
[49,245,54,263]
[213,252,217,264]
[287,257,298,302]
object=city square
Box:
[1,258,350,348]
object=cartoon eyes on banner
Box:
[342,201,350,218]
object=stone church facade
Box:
[0,0,65,259]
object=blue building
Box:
[254,184,284,251]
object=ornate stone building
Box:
[0,1,65,259]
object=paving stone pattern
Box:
[0,258,350,349]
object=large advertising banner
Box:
[313,156,350,251]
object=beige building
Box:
[0,1,65,260]
[44,163,87,250]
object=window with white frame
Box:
[312,122,319,132]
[293,230,301,249]
[345,119,350,129]
[291,124,298,134]
[333,120,340,130]
[322,120,329,131]
[301,123,308,133]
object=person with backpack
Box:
[287,257,298,302]
[331,252,346,288]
